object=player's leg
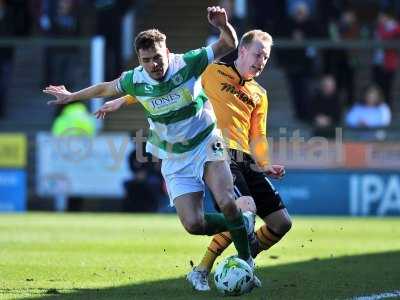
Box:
[187,195,256,291]
[258,207,292,251]
[174,189,253,292]
[174,192,207,234]
[187,160,255,292]
[203,159,252,262]
[162,154,239,236]
[197,197,255,263]
[197,162,257,274]
[174,191,239,235]
[249,173,292,257]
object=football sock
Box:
[204,213,228,234]
[198,232,232,272]
[225,213,250,260]
[255,224,283,254]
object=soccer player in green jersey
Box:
[43,6,258,283]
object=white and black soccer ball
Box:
[214,255,254,296]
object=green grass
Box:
[0,213,399,300]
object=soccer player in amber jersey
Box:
[95,30,291,292]
[186,30,292,291]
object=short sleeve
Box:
[250,93,268,138]
[250,93,269,167]
[182,46,214,78]
[116,70,135,95]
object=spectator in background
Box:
[52,102,96,136]
[372,9,400,109]
[51,102,96,211]
[277,1,321,121]
[35,0,82,117]
[346,84,391,128]
[323,9,360,106]
[124,149,166,212]
[252,0,285,36]
[0,0,15,118]
[318,0,347,27]
[93,0,133,80]
[311,74,341,137]
[379,0,400,19]
[287,0,317,18]
[6,0,31,36]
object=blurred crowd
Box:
[0,0,135,119]
[0,0,399,130]
[208,0,400,134]
[274,0,398,132]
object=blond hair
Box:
[239,30,273,49]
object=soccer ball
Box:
[213,255,254,296]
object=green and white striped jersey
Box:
[116,46,216,159]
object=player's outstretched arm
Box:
[207,6,238,60]
[43,79,120,106]
[94,95,134,119]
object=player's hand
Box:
[207,6,228,28]
[263,164,286,179]
[43,85,74,105]
[94,98,125,119]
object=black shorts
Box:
[215,149,286,219]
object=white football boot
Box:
[186,267,210,291]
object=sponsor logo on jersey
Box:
[220,82,256,108]
[150,92,181,109]
[144,84,154,93]
[217,69,235,79]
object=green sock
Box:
[204,213,228,234]
[225,213,250,260]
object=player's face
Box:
[239,40,270,79]
[138,42,169,81]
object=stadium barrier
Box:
[0,133,27,212]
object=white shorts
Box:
[161,130,228,206]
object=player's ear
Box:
[166,48,170,56]
[238,45,246,57]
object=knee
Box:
[236,196,257,214]
[216,192,237,216]
[182,218,204,235]
[213,185,235,207]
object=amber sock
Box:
[255,224,283,254]
[197,232,232,272]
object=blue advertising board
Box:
[272,170,400,216]
[205,170,400,216]
[0,170,26,212]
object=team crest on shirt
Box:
[172,73,184,86]
[252,93,261,105]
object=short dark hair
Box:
[134,29,166,54]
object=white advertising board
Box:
[36,132,134,197]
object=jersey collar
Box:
[231,61,252,86]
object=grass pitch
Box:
[0,213,399,300]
